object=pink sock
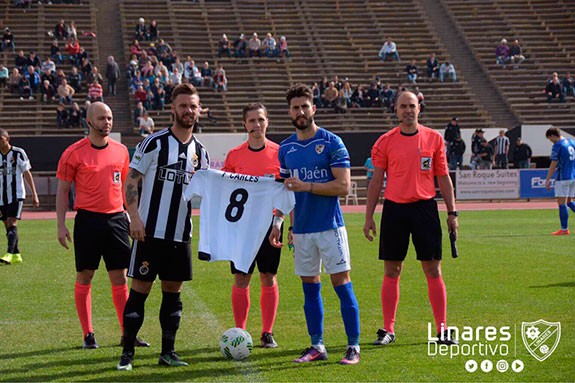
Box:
[426,275,447,334]
[232,285,250,329]
[74,282,93,336]
[381,276,400,334]
[111,284,129,332]
[260,284,279,334]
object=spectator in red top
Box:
[130,40,143,57]
[364,91,458,347]
[66,38,81,66]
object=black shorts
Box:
[73,209,131,272]
[0,200,23,221]
[129,237,192,282]
[379,199,442,262]
[231,222,282,275]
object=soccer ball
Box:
[220,327,253,360]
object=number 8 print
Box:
[225,188,249,222]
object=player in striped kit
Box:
[118,83,210,370]
[0,129,39,265]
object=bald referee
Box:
[56,102,149,349]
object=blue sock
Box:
[334,282,360,346]
[302,282,324,346]
[567,201,575,213]
[559,204,569,230]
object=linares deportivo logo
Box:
[521,319,561,362]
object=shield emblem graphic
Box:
[315,144,325,154]
[521,319,561,362]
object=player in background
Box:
[56,102,149,349]
[270,83,361,365]
[222,103,283,348]
[544,127,575,235]
[363,91,458,347]
[0,129,39,265]
[117,83,210,370]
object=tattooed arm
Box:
[125,168,146,241]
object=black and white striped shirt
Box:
[495,135,510,155]
[0,146,32,205]
[130,128,210,243]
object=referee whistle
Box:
[449,232,458,259]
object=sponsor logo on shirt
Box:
[421,157,432,171]
[157,162,193,185]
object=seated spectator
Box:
[496,38,510,67]
[233,34,247,59]
[334,90,347,114]
[311,82,321,108]
[8,68,21,95]
[80,57,93,80]
[563,72,575,98]
[138,111,155,136]
[415,86,425,112]
[378,36,400,62]
[67,21,78,40]
[381,83,395,112]
[365,82,381,107]
[22,65,40,99]
[50,39,64,64]
[323,81,338,108]
[509,39,525,68]
[149,19,159,41]
[248,33,261,57]
[65,38,81,65]
[0,64,9,89]
[406,59,418,83]
[54,19,67,40]
[172,57,184,76]
[183,56,194,81]
[138,51,149,69]
[131,39,143,57]
[146,42,157,58]
[156,39,172,57]
[342,81,353,107]
[351,85,366,108]
[127,54,139,80]
[546,72,565,103]
[150,77,165,110]
[75,47,88,65]
[156,65,169,85]
[201,61,214,88]
[134,101,146,127]
[26,51,42,71]
[14,50,28,73]
[2,27,15,53]
[42,57,56,74]
[218,34,232,58]
[333,75,343,90]
[55,69,67,88]
[67,66,82,91]
[56,103,69,129]
[191,61,203,87]
[213,65,227,92]
[135,17,148,41]
[440,61,457,82]
[141,60,155,81]
[169,67,182,86]
[278,35,291,61]
[68,102,82,128]
[19,74,32,100]
[426,52,439,81]
[40,79,56,103]
[262,32,278,58]
[58,78,75,104]
[87,80,103,103]
[88,66,104,86]
[134,85,148,108]
[164,79,174,105]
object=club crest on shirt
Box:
[421,157,432,171]
[113,171,121,184]
[192,153,199,168]
[315,144,325,154]
[132,153,143,165]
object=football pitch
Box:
[0,210,573,382]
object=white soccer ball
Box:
[220,327,253,360]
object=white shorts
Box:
[293,226,351,276]
[554,180,575,197]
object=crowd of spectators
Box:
[495,38,526,69]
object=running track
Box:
[25,200,556,220]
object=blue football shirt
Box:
[279,128,350,234]
[550,138,575,181]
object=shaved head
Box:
[87,102,112,123]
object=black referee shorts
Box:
[129,237,192,282]
[73,209,131,272]
[379,198,442,262]
[231,221,282,275]
[0,200,24,221]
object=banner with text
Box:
[456,170,520,200]
[519,169,555,198]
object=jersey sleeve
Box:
[18,149,32,172]
[200,144,210,170]
[221,150,235,172]
[371,134,388,170]
[183,168,207,201]
[278,145,290,178]
[550,142,560,162]
[329,135,350,168]
[130,137,157,174]
[56,146,76,183]
[271,182,295,215]
[433,135,449,176]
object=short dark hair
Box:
[286,83,313,105]
[242,102,267,121]
[171,83,198,101]
[545,127,561,138]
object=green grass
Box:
[0,210,573,382]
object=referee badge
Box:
[139,261,150,276]
[421,157,432,171]
[113,171,121,184]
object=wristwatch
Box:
[447,211,459,217]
